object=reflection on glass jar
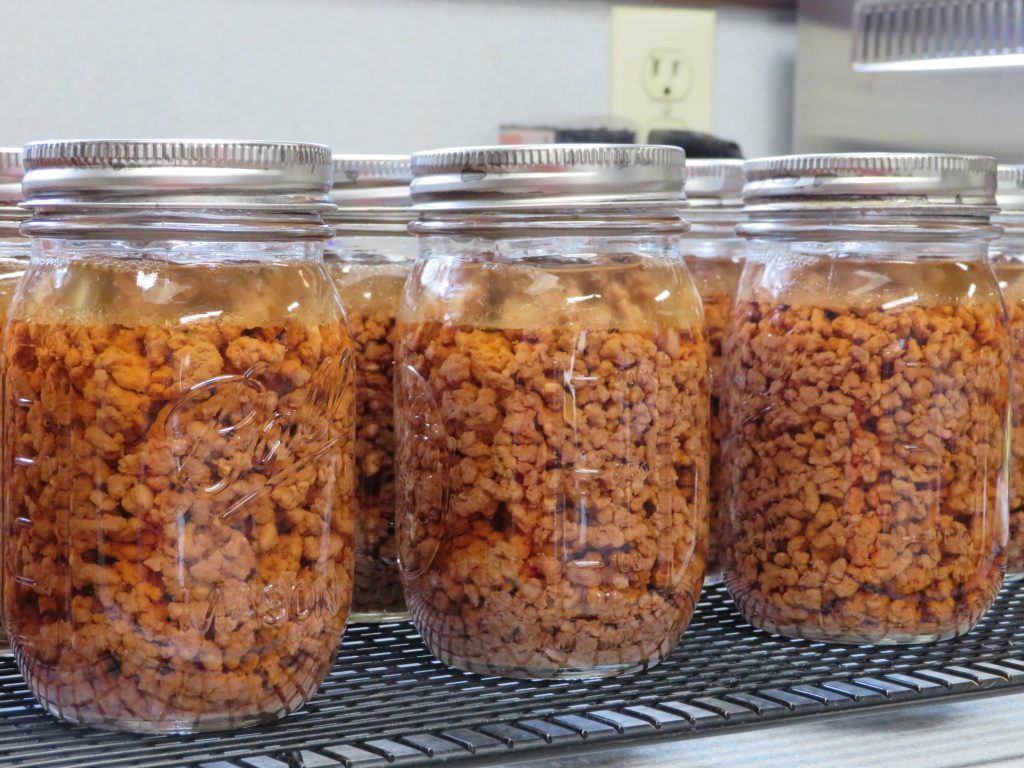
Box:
[992,165,1024,579]
[3,141,355,733]
[0,148,29,657]
[324,155,415,621]
[724,154,1008,644]
[397,145,708,679]
[679,159,745,583]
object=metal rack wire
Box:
[3,581,1023,767]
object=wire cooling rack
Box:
[3,581,1024,767]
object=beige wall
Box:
[1,0,796,157]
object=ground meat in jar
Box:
[683,256,741,580]
[1008,297,1024,571]
[395,323,709,678]
[701,293,731,576]
[3,320,355,731]
[328,260,409,618]
[994,260,1024,574]
[0,254,27,654]
[345,307,404,615]
[722,301,1008,642]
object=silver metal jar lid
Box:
[21,140,334,239]
[410,144,687,214]
[327,155,413,238]
[23,139,333,208]
[0,148,27,230]
[997,165,1024,212]
[331,154,412,209]
[0,148,24,206]
[685,159,744,209]
[743,153,997,213]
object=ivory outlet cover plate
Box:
[610,5,716,141]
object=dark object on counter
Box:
[2,580,1024,767]
[555,127,635,143]
[499,122,635,145]
[649,129,743,158]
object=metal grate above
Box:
[3,581,1024,767]
[852,0,1024,71]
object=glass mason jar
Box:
[397,145,709,679]
[679,160,745,583]
[992,165,1024,579]
[723,154,1008,644]
[324,156,414,621]
[0,149,30,656]
[3,140,355,732]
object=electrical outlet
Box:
[610,6,715,141]
[643,49,692,103]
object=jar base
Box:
[33,704,292,735]
[430,650,657,680]
[746,616,973,645]
[703,570,724,586]
[351,610,411,624]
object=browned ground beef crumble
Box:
[396,322,709,677]
[723,302,1007,641]
[4,320,355,729]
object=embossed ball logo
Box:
[394,363,451,578]
[149,348,353,519]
